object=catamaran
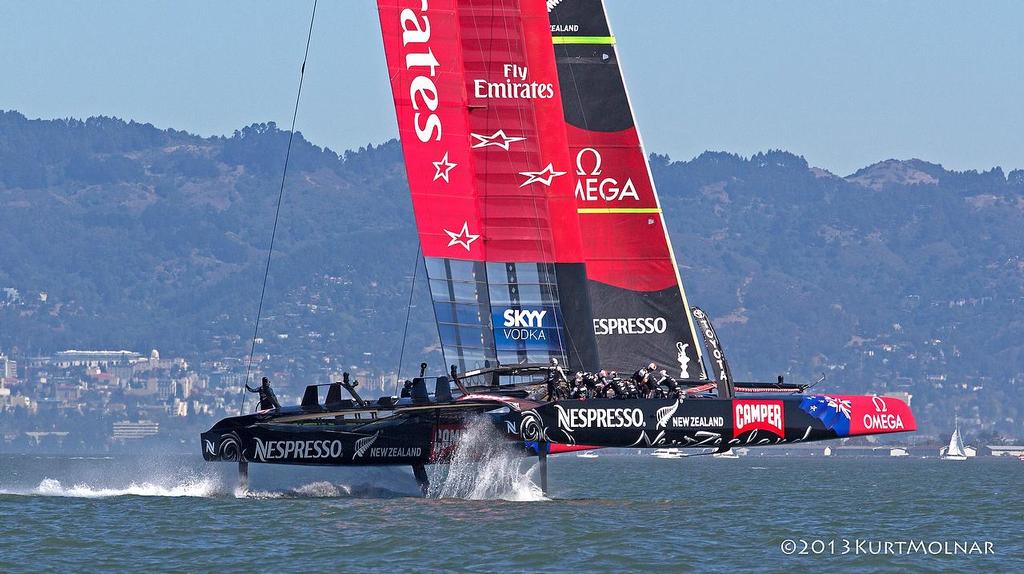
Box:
[201,0,916,495]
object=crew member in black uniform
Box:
[659,370,683,399]
[569,372,589,399]
[608,372,632,399]
[593,370,612,398]
[585,368,598,396]
[633,362,658,398]
[246,377,281,411]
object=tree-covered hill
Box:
[2,110,1021,436]
[0,110,421,360]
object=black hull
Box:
[202,393,915,467]
[202,422,433,467]
[511,396,837,450]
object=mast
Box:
[547,0,706,376]
[377,0,599,373]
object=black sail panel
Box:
[548,0,706,377]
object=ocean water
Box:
[0,451,1020,573]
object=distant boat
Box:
[940,417,968,461]
[890,447,909,457]
[576,450,598,459]
[823,446,833,457]
[712,449,739,459]
[652,448,685,459]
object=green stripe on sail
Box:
[552,36,616,45]
[577,208,662,214]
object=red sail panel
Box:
[379,0,600,371]
[377,2,472,257]
[377,0,583,264]
[569,125,677,291]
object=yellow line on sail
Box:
[577,208,662,214]
[552,36,616,45]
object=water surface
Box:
[0,453,1020,573]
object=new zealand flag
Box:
[523,441,551,456]
[800,395,852,437]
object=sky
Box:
[1,0,1022,175]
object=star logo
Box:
[471,129,525,151]
[432,151,457,183]
[519,163,566,187]
[444,222,480,251]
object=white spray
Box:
[430,418,546,501]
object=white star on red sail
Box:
[444,222,480,251]
[471,129,526,151]
[432,151,457,183]
[518,163,567,187]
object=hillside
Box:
[1,110,1022,435]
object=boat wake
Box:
[243,481,413,499]
[1,476,221,498]
[430,419,546,501]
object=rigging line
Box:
[238,0,318,415]
[394,245,422,396]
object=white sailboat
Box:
[576,450,599,459]
[940,417,968,461]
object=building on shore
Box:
[55,350,142,368]
[985,445,1024,457]
[0,353,17,380]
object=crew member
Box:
[246,376,281,411]
[660,370,682,398]
[633,362,658,398]
[570,372,589,399]
[608,372,630,399]
[549,369,573,400]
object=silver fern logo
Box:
[546,0,563,11]
[656,400,683,429]
[353,431,381,459]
